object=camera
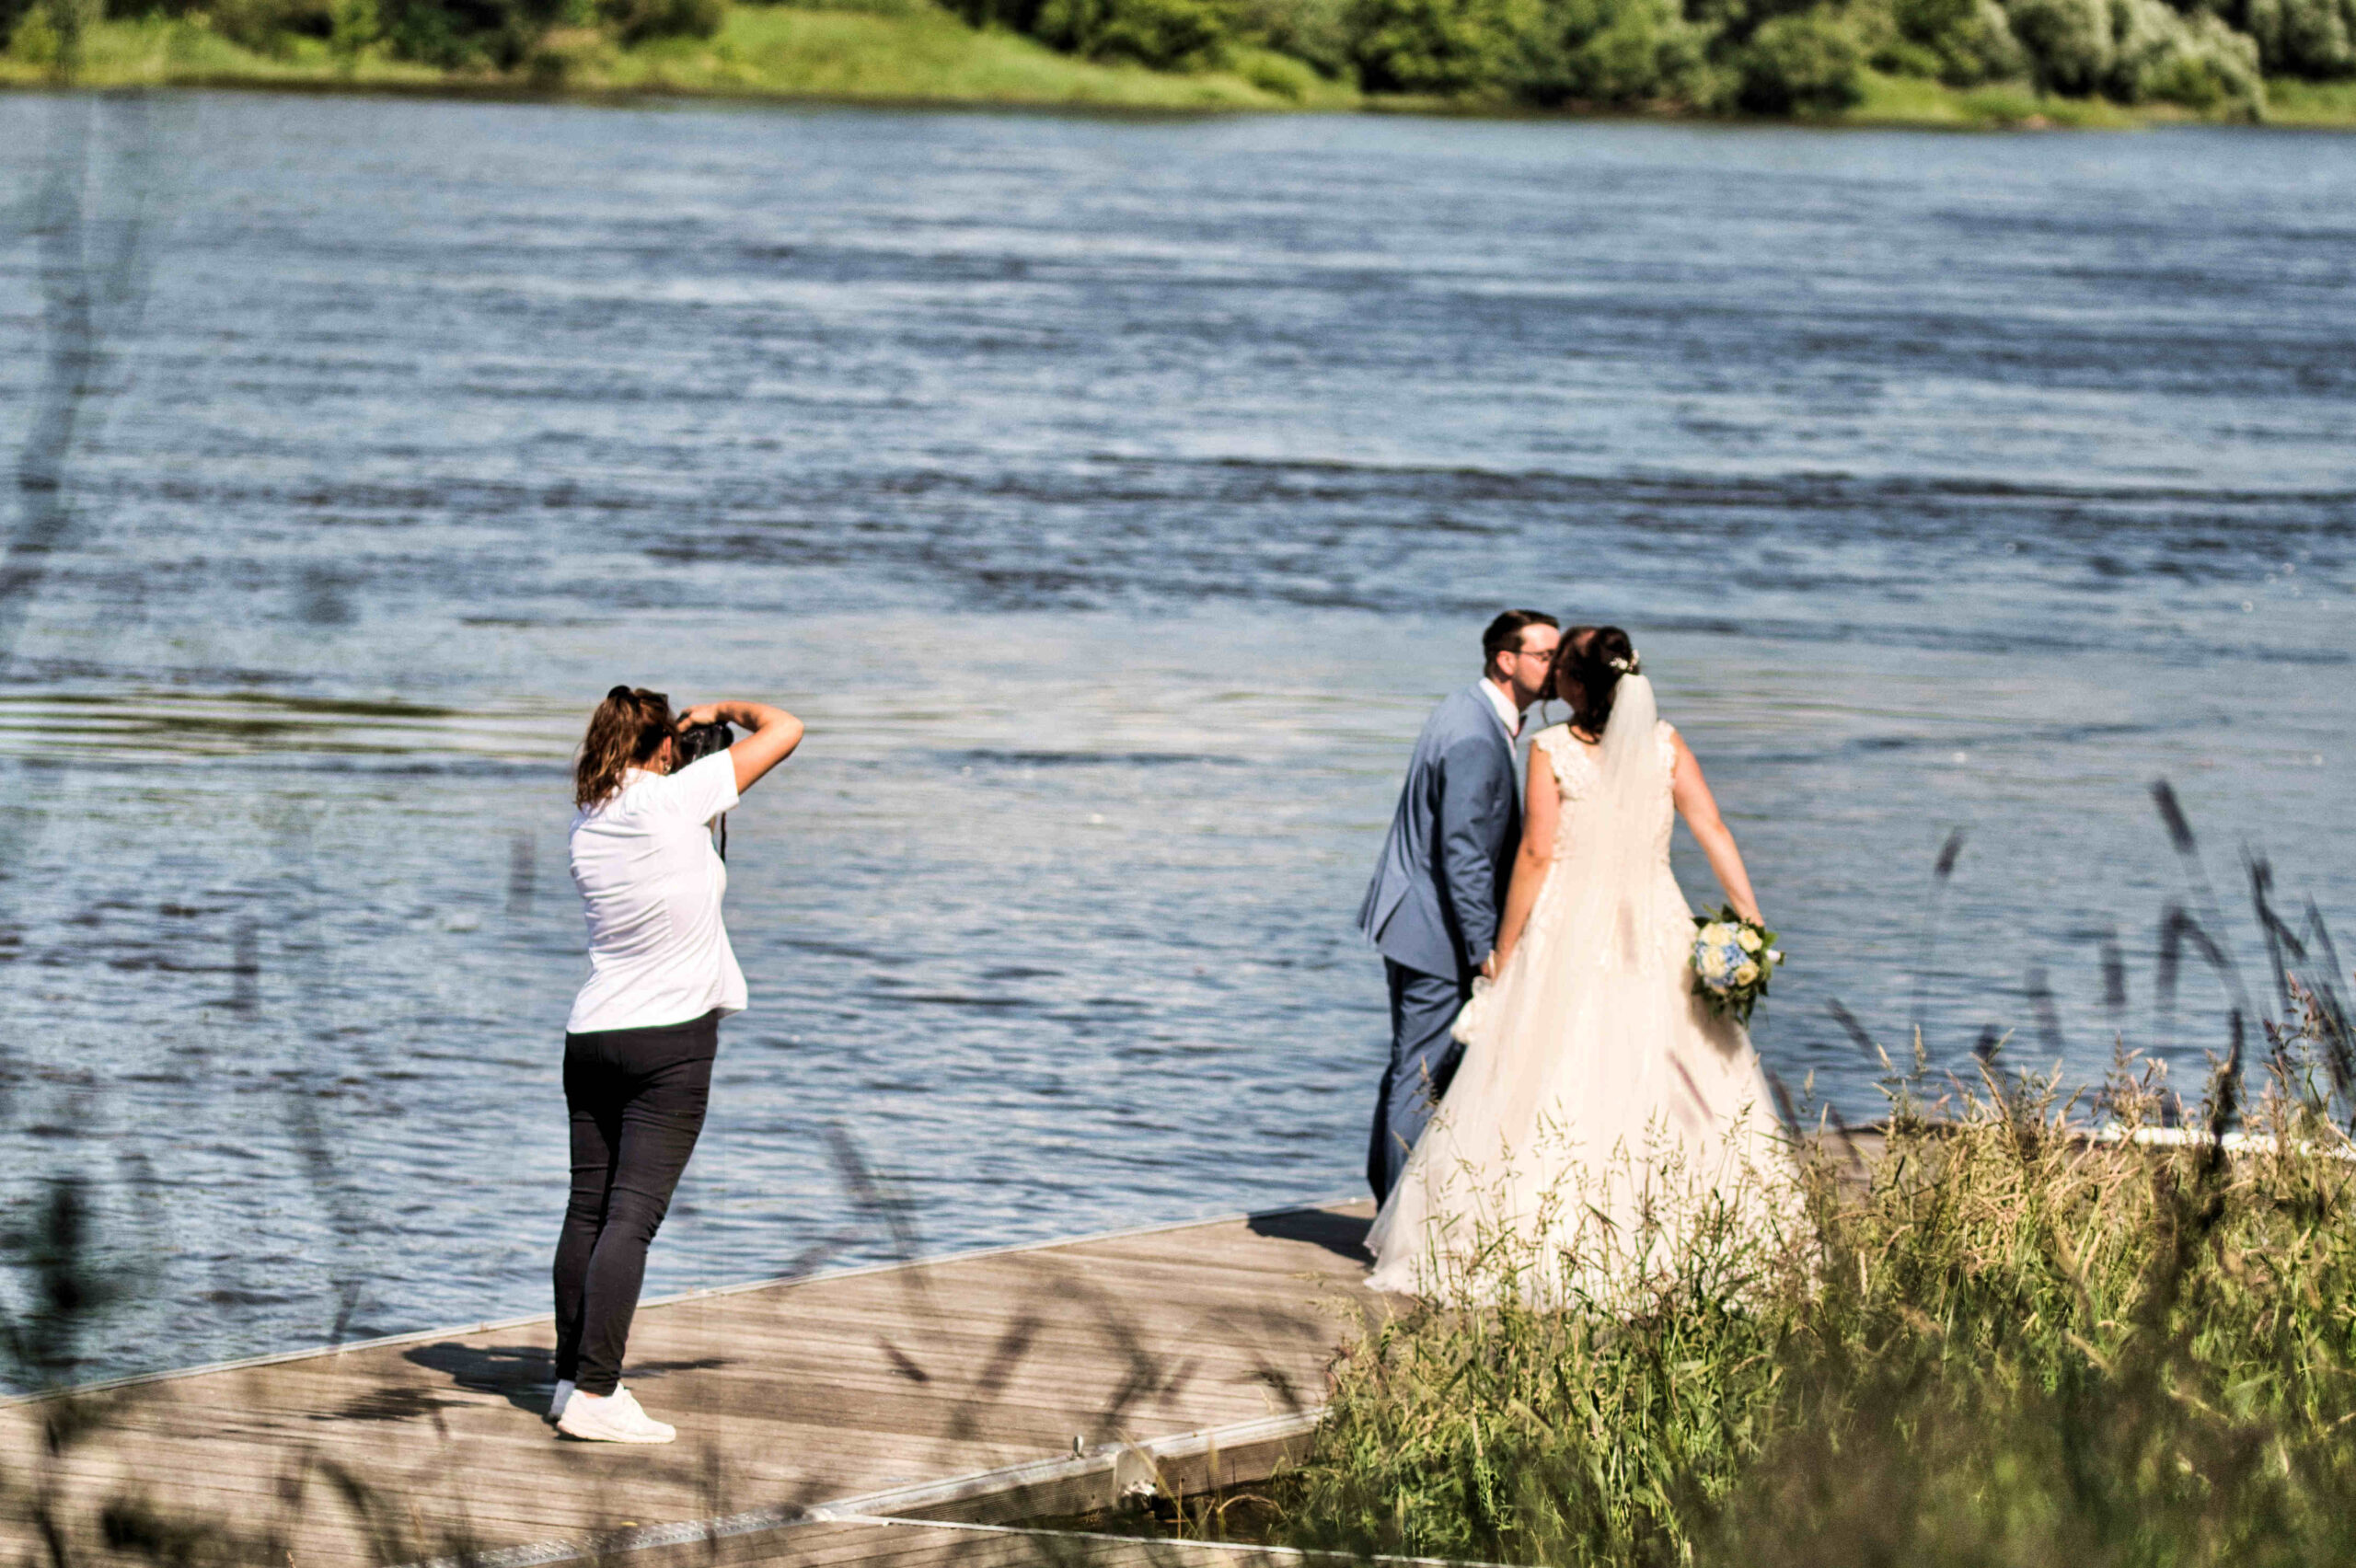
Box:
[674,719,734,767]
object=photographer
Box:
[548,686,803,1445]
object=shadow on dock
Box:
[1243,1207,1371,1265]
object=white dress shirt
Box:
[1480,677,1524,740]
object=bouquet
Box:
[1691,907,1783,1027]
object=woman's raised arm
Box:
[1669,730,1761,925]
[679,700,804,794]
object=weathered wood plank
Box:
[0,1202,1380,1568]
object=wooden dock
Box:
[1,1201,1382,1568]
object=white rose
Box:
[1737,928,1762,953]
[1699,923,1732,947]
[1766,949,1783,966]
[1733,961,1761,986]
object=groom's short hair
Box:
[1482,609,1559,674]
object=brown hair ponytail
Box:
[574,686,676,808]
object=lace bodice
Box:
[1533,720,1679,851]
[1526,720,1689,969]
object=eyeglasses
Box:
[1512,646,1561,661]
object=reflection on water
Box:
[0,691,575,762]
[0,93,2350,1388]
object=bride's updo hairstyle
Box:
[575,686,676,808]
[1552,626,1639,737]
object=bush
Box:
[6,0,59,55]
[598,0,717,43]
[7,0,98,63]
[2122,5,2262,105]
[1344,0,1539,91]
[1520,0,1712,103]
[1732,6,1863,107]
[206,0,330,51]
[1222,0,1351,71]
[2004,0,2261,104]
[1030,0,1230,65]
[375,0,563,63]
[1878,0,2024,80]
[1233,39,1324,86]
[2231,0,2355,75]
[2002,0,2107,86]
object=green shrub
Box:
[2231,0,2355,75]
[1222,0,1351,71]
[1344,0,1538,91]
[2002,0,2109,88]
[1521,0,1712,102]
[17,0,99,64]
[206,0,330,51]
[599,0,717,44]
[1233,38,1323,86]
[1732,6,1863,107]
[1033,0,1228,66]
[6,0,60,55]
[1880,0,2022,79]
[2005,0,2260,104]
[375,0,563,63]
[2123,6,2261,104]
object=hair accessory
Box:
[1608,651,1642,676]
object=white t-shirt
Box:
[566,751,745,1034]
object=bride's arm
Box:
[1490,743,1560,974]
[1669,731,1762,924]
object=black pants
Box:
[552,1009,717,1397]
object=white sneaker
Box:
[556,1385,676,1444]
[547,1378,576,1424]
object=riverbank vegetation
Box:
[6,0,2356,121]
[1277,997,2356,1562]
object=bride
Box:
[1365,626,1797,1301]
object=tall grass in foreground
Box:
[1282,992,2356,1566]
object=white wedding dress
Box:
[1365,674,1798,1304]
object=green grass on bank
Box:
[1276,1024,2356,1564]
[7,6,2354,121]
[2265,75,2356,125]
[0,5,1354,106]
[1850,67,2146,127]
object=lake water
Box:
[0,92,2350,1389]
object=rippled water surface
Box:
[0,94,2350,1387]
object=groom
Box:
[1357,610,1560,1200]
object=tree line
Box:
[997,0,2352,110]
[6,0,2352,108]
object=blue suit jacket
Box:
[1357,682,1521,983]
